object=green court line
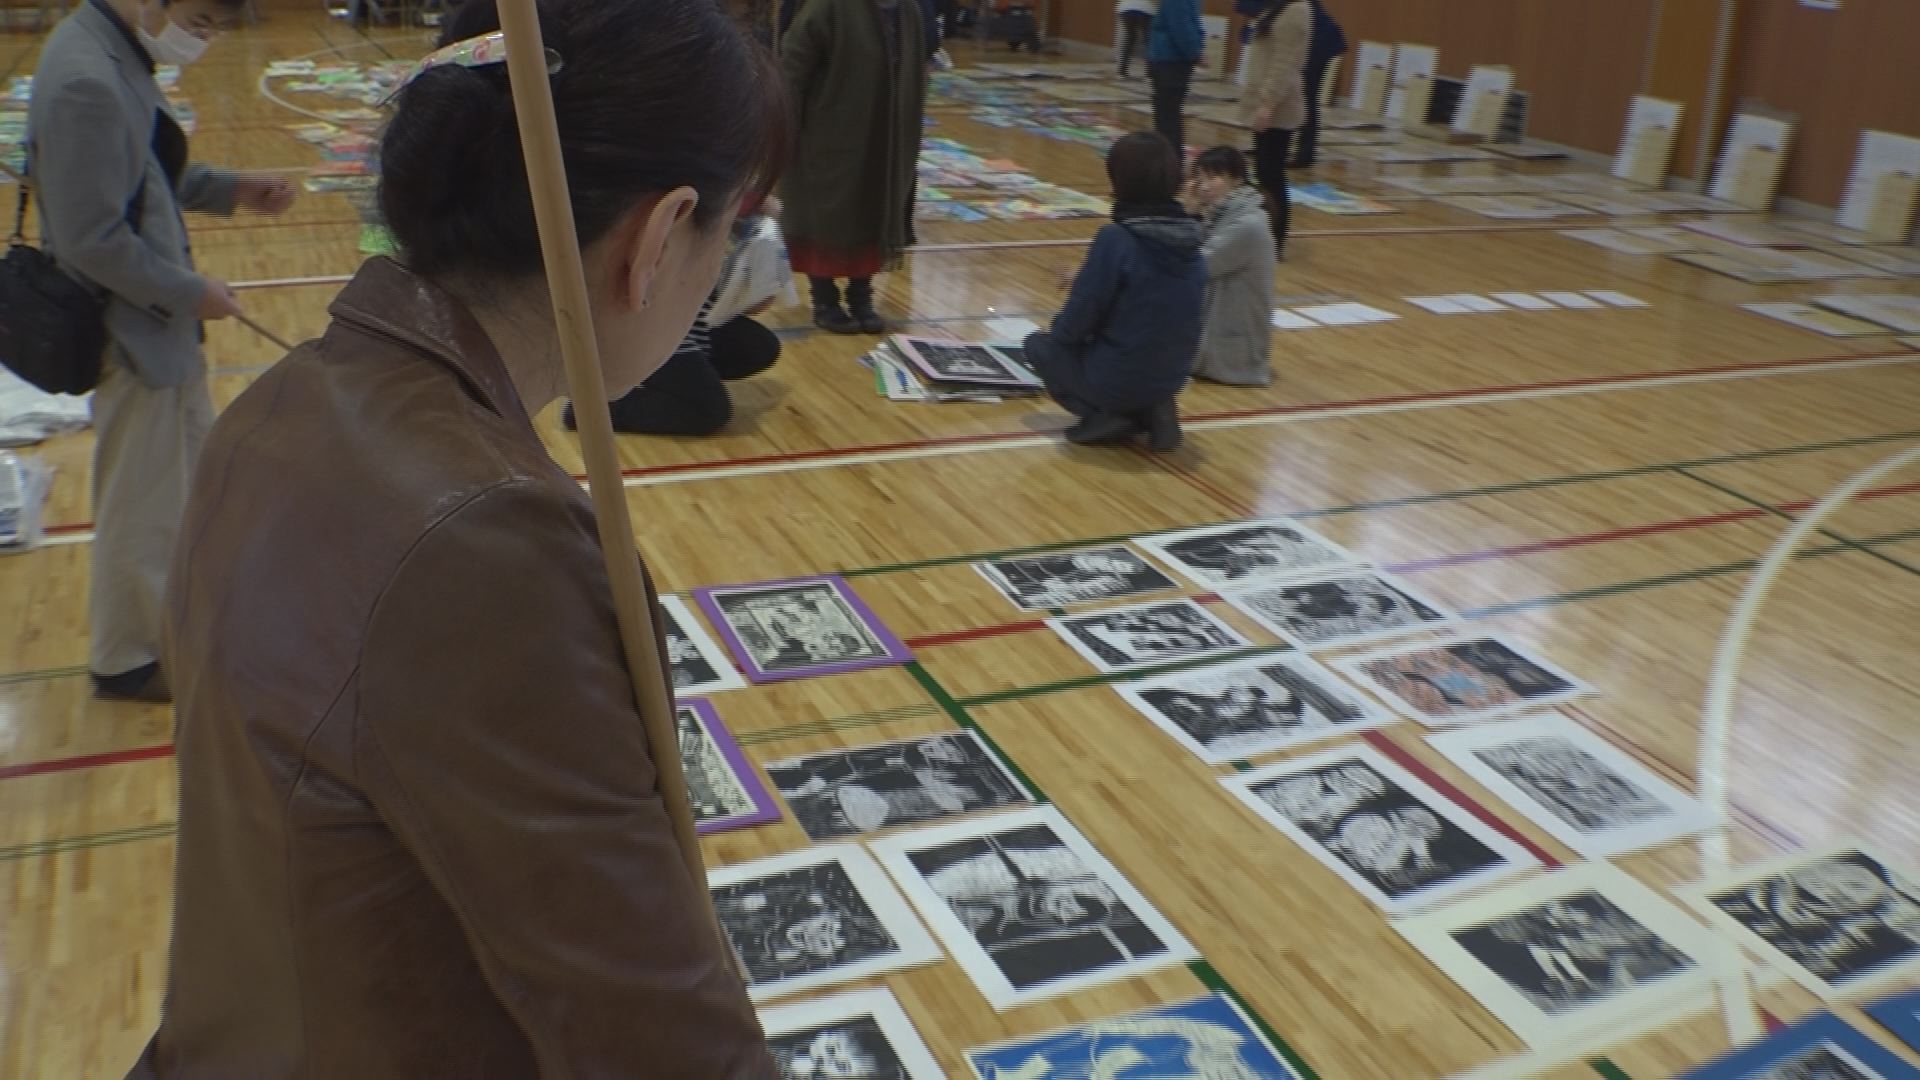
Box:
[1671,466,1920,579]
[841,428,1920,580]
[904,662,1048,802]
[733,704,942,746]
[0,821,175,864]
[0,665,87,687]
[1188,959,1323,1080]
[1590,1057,1635,1080]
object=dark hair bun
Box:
[376,0,786,281]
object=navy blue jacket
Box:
[1308,0,1346,61]
[1147,0,1204,64]
[1050,212,1206,409]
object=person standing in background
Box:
[781,0,928,334]
[1145,0,1202,164]
[28,0,295,703]
[1114,0,1155,80]
[1293,0,1345,167]
[1237,0,1308,254]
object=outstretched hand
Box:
[235,175,298,215]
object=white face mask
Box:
[139,14,210,66]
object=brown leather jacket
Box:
[131,258,776,1079]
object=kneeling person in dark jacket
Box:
[1026,133,1205,452]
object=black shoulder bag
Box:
[0,160,146,396]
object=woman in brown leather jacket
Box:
[130,0,786,1075]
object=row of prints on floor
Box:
[660,516,1920,1075]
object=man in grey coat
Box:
[29,0,295,702]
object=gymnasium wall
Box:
[1728,0,1920,209]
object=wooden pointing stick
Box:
[494,0,731,958]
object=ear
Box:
[612,187,701,314]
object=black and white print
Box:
[766,731,1035,841]
[707,845,941,1002]
[1133,518,1362,590]
[871,806,1197,1010]
[1222,571,1452,651]
[660,594,747,695]
[1117,652,1396,764]
[677,701,779,834]
[1395,865,1733,1049]
[1428,713,1717,858]
[696,577,911,683]
[1743,1044,1881,1080]
[1223,744,1538,915]
[1046,599,1255,673]
[1684,847,1920,1000]
[975,545,1178,610]
[759,988,945,1080]
[1334,635,1595,727]
[1452,890,1693,1015]
[893,337,1035,388]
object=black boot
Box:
[1065,411,1142,446]
[845,277,887,335]
[1140,399,1182,452]
[810,277,859,335]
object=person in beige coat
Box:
[1236,0,1310,253]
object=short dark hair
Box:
[379,0,787,280]
[1106,132,1182,205]
[1192,146,1249,183]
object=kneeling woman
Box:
[132,0,785,1074]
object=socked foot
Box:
[94,663,171,704]
[1140,399,1182,453]
[1065,412,1141,446]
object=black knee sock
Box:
[844,276,875,314]
[809,276,842,310]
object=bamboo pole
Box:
[493,0,725,948]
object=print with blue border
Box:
[966,992,1301,1079]
[1680,1011,1920,1079]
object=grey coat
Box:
[27,0,235,389]
[1195,185,1275,386]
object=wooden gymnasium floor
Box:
[5,15,1920,1079]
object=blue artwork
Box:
[965,993,1302,1080]
[1868,987,1920,1057]
[1680,1012,1919,1080]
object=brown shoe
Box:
[93,664,172,704]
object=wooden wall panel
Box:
[1729,0,1920,209]
[1052,0,1657,158]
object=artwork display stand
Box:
[1347,40,1392,115]
[1838,131,1920,242]
[1385,43,1437,123]
[1395,73,1435,132]
[1318,55,1341,108]
[1452,65,1514,140]
[1613,96,1684,188]
[1708,112,1794,211]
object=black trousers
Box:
[1253,127,1294,253]
[1117,11,1151,77]
[1298,55,1332,164]
[1148,60,1195,164]
[606,317,780,436]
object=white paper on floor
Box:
[0,367,91,447]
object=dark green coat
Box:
[780,0,926,270]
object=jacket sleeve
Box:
[1201,210,1260,280]
[779,0,828,122]
[1271,8,1310,90]
[358,481,777,1080]
[1173,0,1205,60]
[1052,228,1122,345]
[31,76,203,323]
[176,164,237,216]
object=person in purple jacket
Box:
[1024,133,1205,453]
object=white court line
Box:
[32,352,1920,549]
[616,352,1920,489]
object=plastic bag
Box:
[708,215,793,325]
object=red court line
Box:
[1781,478,1920,512]
[1392,508,1770,573]
[1362,730,1564,868]
[0,744,175,782]
[905,620,1048,649]
[599,348,1912,483]
[1135,446,1260,517]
